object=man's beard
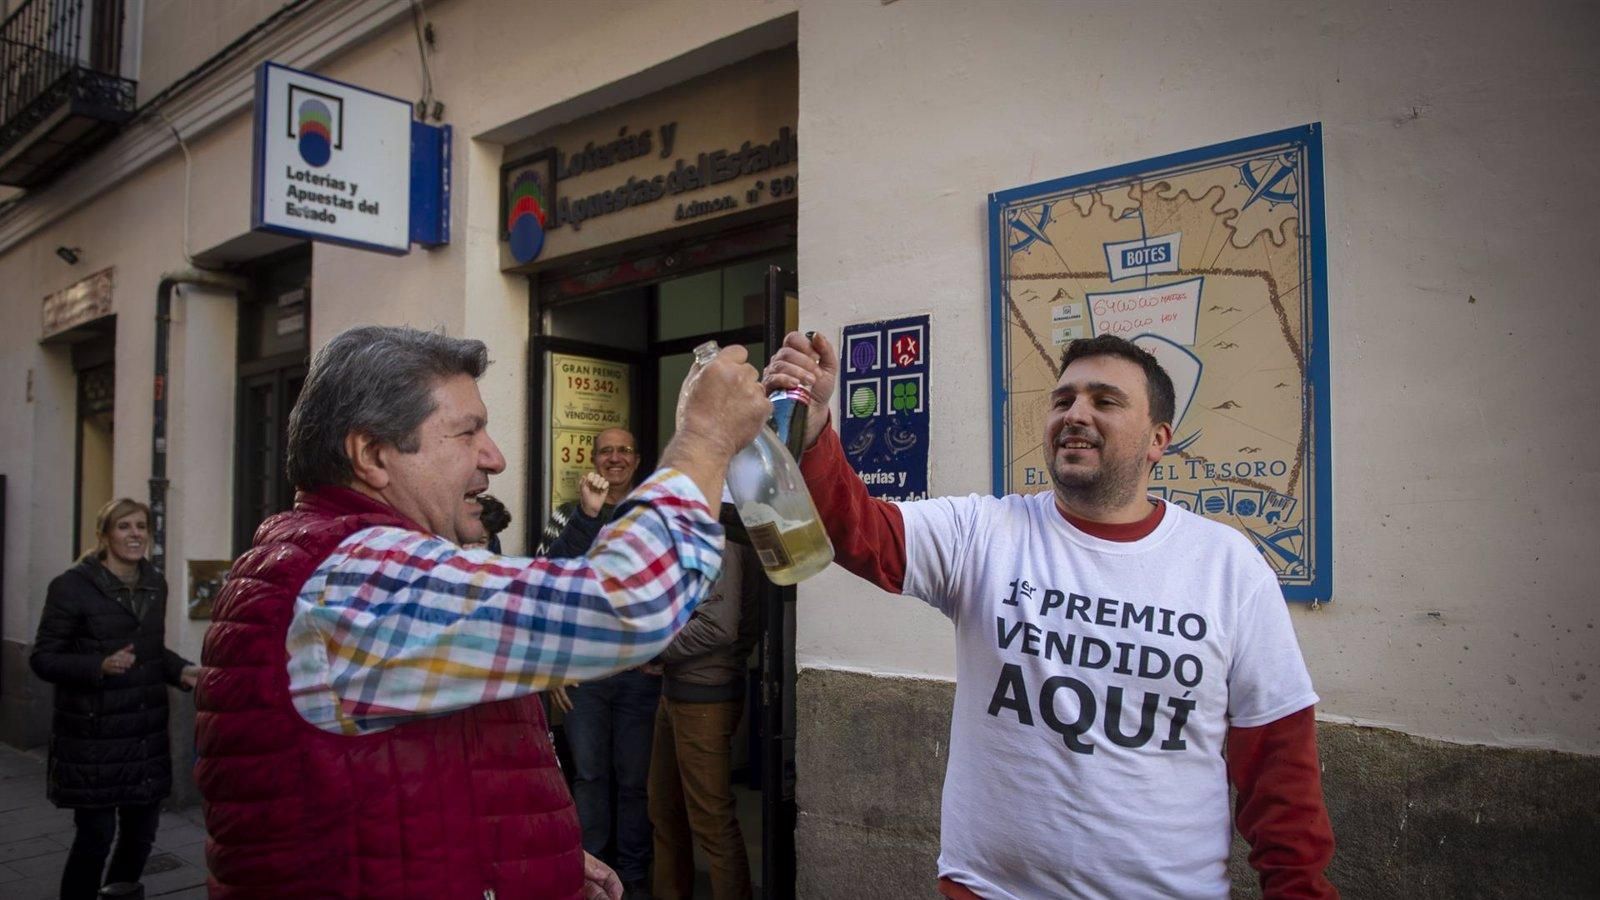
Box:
[1048,437,1147,513]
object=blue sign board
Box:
[251,62,451,254]
[839,315,931,501]
[409,120,451,248]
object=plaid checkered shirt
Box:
[285,469,723,735]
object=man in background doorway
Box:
[542,429,661,900]
[538,427,642,555]
[649,533,761,900]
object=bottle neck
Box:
[691,340,720,365]
[768,390,809,458]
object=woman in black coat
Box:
[30,498,198,900]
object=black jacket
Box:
[536,499,617,558]
[30,557,192,808]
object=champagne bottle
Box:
[680,341,834,584]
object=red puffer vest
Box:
[195,487,582,899]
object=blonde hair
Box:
[83,497,152,563]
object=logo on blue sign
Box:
[506,169,550,264]
[286,86,343,169]
[297,100,333,167]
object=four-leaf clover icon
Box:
[891,380,919,412]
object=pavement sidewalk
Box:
[0,743,208,899]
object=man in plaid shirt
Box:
[197,326,772,899]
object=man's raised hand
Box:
[661,344,771,504]
[578,471,609,517]
[763,330,838,451]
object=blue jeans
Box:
[565,667,661,882]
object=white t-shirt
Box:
[899,492,1318,900]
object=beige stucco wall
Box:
[0,138,186,644]
[791,0,1600,755]
[135,0,289,102]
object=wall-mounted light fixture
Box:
[55,245,81,265]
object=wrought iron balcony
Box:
[0,0,136,188]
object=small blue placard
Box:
[839,315,931,501]
[409,121,451,247]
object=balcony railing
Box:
[0,0,136,187]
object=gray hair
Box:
[287,325,490,491]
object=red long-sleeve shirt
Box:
[800,422,1336,898]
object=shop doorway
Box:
[530,226,799,898]
[72,330,116,559]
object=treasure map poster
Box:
[987,125,1332,601]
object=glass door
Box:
[232,363,305,555]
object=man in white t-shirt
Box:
[764,331,1336,900]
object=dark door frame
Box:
[231,353,308,556]
[759,265,800,899]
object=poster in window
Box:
[548,353,630,515]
